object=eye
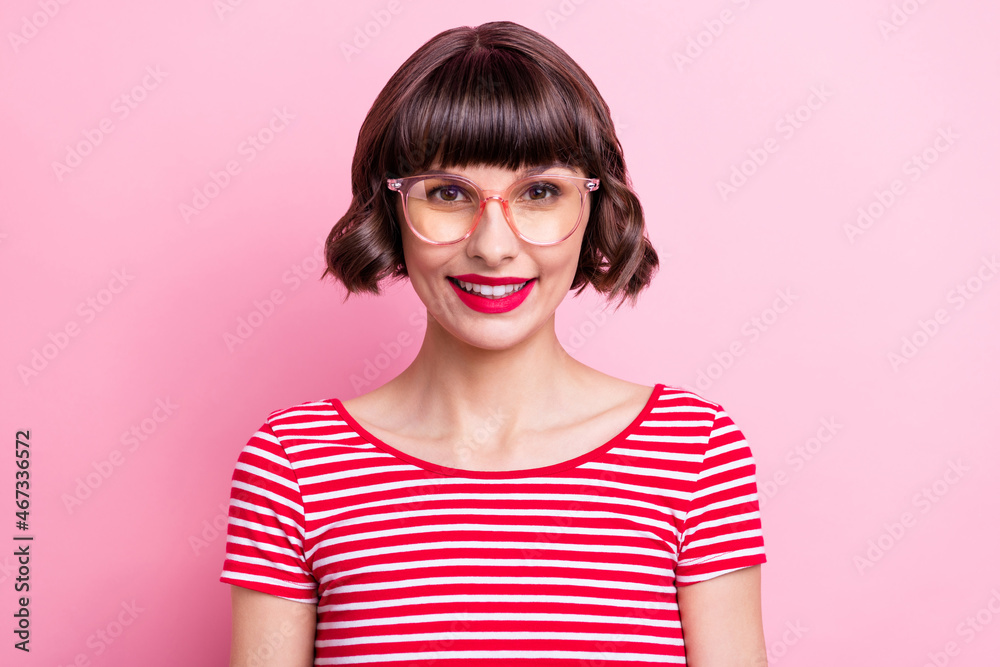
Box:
[520,181,562,201]
[426,182,472,202]
[436,185,460,201]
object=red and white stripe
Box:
[221,384,766,665]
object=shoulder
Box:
[246,397,351,456]
[643,385,752,455]
[581,372,726,416]
[649,383,726,413]
[263,398,340,424]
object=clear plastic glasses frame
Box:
[386,172,600,246]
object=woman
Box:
[222,20,767,666]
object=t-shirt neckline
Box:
[330,383,664,479]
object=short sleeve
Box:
[675,405,766,585]
[219,420,318,603]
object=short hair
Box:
[323,20,658,310]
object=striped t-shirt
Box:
[220,383,766,665]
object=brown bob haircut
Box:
[323,20,658,309]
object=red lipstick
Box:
[448,274,535,314]
[451,274,532,286]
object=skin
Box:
[229,588,315,667]
[228,161,767,666]
[346,161,656,471]
[678,566,768,667]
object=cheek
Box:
[399,227,452,294]
[536,243,585,290]
[400,237,433,286]
[397,205,426,274]
[565,215,588,273]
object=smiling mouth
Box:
[447,277,534,299]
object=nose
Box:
[465,195,519,264]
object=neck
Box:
[389,310,584,443]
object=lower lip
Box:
[449,278,535,314]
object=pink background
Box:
[3,1,999,665]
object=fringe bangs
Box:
[389,47,597,176]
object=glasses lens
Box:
[404,175,586,244]
[509,176,584,244]
[405,176,480,244]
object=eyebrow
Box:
[419,161,576,178]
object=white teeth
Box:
[455,279,529,299]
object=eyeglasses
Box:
[386,172,600,246]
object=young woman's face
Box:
[397,161,592,351]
